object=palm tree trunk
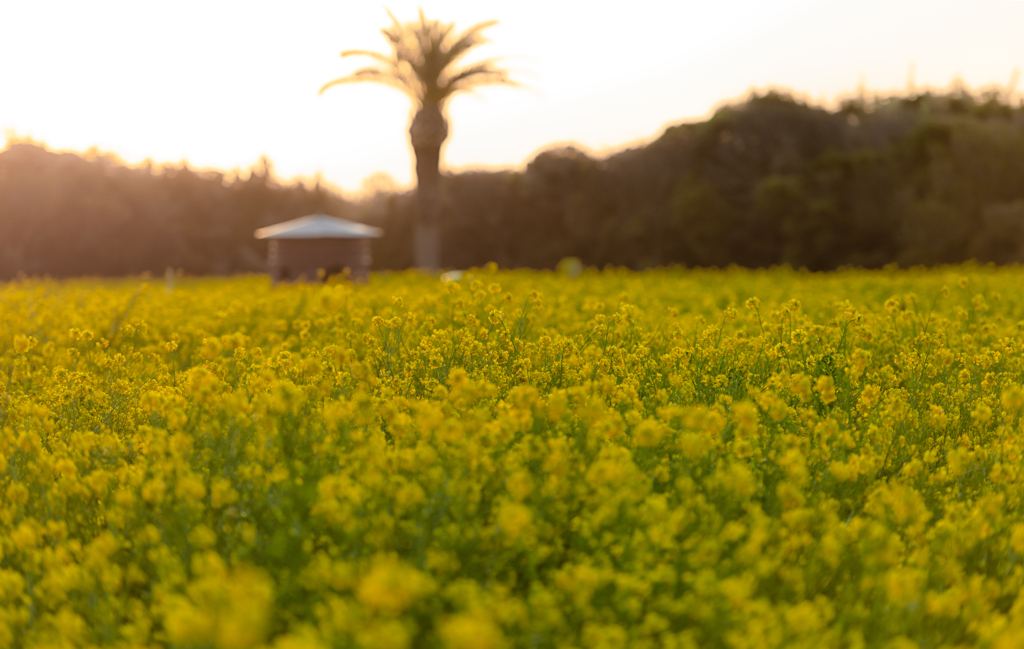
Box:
[410,104,448,272]
[412,142,442,271]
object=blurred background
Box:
[1,0,1023,277]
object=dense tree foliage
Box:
[2,88,1024,279]
[398,89,1024,272]
[0,145,347,278]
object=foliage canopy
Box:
[319,9,515,108]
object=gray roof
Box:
[254,214,383,240]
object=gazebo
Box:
[254,214,383,282]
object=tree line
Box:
[2,87,1024,279]
[0,144,346,279]
[398,88,1024,271]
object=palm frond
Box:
[442,61,517,97]
[321,9,515,107]
[383,8,403,43]
[443,58,508,85]
[339,49,394,66]
[318,67,414,97]
[444,20,498,67]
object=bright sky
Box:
[1,0,1022,196]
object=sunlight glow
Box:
[0,0,1021,195]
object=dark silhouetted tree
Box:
[320,9,516,271]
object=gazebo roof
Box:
[254,214,383,240]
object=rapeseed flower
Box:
[2,266,1024,646]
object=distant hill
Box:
[3,88,1024,278]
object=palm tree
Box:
[320,9,516,272]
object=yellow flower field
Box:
[3,265,1024,648]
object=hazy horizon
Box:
[4,77,1016,200]
[2,0,1022,196]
